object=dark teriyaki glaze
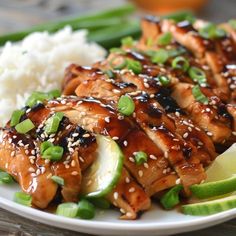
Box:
[155,87,185,114]
[218,104,232,119]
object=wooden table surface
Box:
[0,0,235,235]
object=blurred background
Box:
[0,0,235,34]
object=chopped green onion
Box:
[56,202,79,218]
[109,47,126,54]
[42,146,64,161]
[15,119,35,134]
[192,85,209,104]
[121,36,134,47]
[162,11,195,23]
[10,110,25,127]
[40,141,53,155]
[126,59,142,74]
[0,171,14,184]
[168,47,186,58]
[171,56,190,72]
[229,19,236,29]
[90,198,110,209]
[151,49,169,64]
[48,89,61,98]
[199,23,226,39]
[118,95,135,116]
[159,76,170,86]
[157,32,172,46]
[44,112,64,134]
[104,69,114,78]
[110,57,127,70]
[51,175,65,186]
[188,66,206,85]
[134,151,147,165]
[26,91,51,108]
[160,185,183,210]
[14,192,32,206]
[77,199,95,219]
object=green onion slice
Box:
[121,36,134,47]
[104,69,114,78]
[126,59,142,74]
[192,85,209,104]
[109,57,127,70]
[14,192,32,206]
[40,141,54,155]
[188,66,206,85]
[0,171,14,184]
[134,151,148,165]
[42,146,64,161]
[48,89,61,98]
[199,23,226,39]
[151,49,169,64]
[51,175,65,186]
[159,76,170,86]
[160,185,183,209]
[15,119,35,134]
[118,95,135,116]
[109,48,126,55]
[157,32,172,46]
[171,56,190,72]
[77,199,95,219]
[162,11,196,23]
[147,37,153,47]
[44,112,64,134]
[56,202,79,218]
[10,110,25,127]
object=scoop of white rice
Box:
[0,26,106,126]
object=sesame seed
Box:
[36,169,41,175]
[232,131,236,136]
[40,133,45,139]
[81,111,86,116]
[112,89,121,94]
[28,167,35,173]
[120,208,126,214]
[69,147,74,153]
[188,127,192,132]
[144,163,149,169]
[129,187,135,193]
[198,141,203,146]
[183,132,189,138]
[66,124,72,130]
[175,111,180,117]
[176,178,181,185]
[207,131,213,136]
[70,160,76,167]
[30,159,35,164]
[118,115,124,120]
[72,133,79,137]
[104,117,110,123]
[173,138,179,142]
[138,170,143,177]
[126,212,133,218]
[206,108,211,112]
[65,164,70,169]
[45,159,50,164]
[13,135,17,139]
[113,201,118,207]
[31,173,37,177]
[123,140,128,147]
[112,136,119,140]
[163,169,167,174]
[144,82,150,88]
[129,157,135,163]
[79,156,84,163]
[150,94,155,98]
[150,154,157,160]
[41,167,46,174]
[125,177,130,183]
[71,171,78,176]
[83,133,90,138]
[113,192,119,200]
[164,151,168,158]
[10,151,15,157]
[31,150,35,155]
[195,127,201,131]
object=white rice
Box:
[0,26,106,126]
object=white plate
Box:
[0,184,236,236]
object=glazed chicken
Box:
[0,16,236,220]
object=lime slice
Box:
[206,144,236,182]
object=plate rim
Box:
[0,193,236,235]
